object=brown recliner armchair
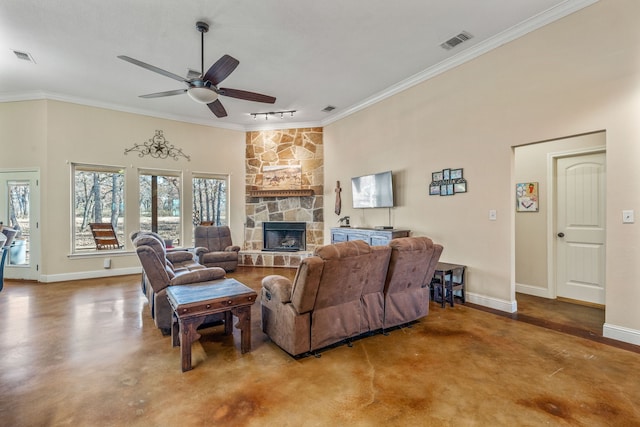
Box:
[383,237,443,329]
[133,234,227,334]
[261,240,391,356]
[194,226,240,272]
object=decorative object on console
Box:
[430,168,467,196]
[516,182,539,212]
[124,130,190,161]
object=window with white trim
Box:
[72,164,125,252]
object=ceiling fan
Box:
[118,21,276,118]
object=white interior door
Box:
[556,152,606,305]
[0,171,40,281]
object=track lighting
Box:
[249,110,297,120]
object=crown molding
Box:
[1,0,597,133]
[321,0,599,127]
[0,91,247,131]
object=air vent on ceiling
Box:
[440,31,473,50]
[12,49,36,63]
[322,105,336,112]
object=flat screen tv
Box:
[351,170,394,208]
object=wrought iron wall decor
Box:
[124,130,191,161]
[429,168,467,196]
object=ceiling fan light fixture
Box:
[187,87,218,104]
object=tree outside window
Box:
[73,164,125,251]
[139,172,181,246]
[192,175,228,228]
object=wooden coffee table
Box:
[166,278,257,372]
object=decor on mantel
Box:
[262,165,302,189]
[430,168,467,196]
[124,130,190,161]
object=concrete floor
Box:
[1,267,639,426]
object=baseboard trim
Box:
[40,267,141,283]
[603,323,640,346]
[466,292,517,313]
[515,283,552,298]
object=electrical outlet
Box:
[489,210,497,221]
[623,210,634,224]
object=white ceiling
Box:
[0,0,596,131]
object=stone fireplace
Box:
[240,127,324,268]
[263,222,306,252]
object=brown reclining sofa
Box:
[261,236,443,356]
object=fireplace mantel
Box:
[248,189,314,197]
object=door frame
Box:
[0,168,41,281]
[546,146,606,300]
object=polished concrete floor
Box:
[1,267,639,426]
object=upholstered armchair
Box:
[194,226,240,272]
[133,234,227,333]
[0,227,17,291]
[383,237,443,329]
[130,231,203,272]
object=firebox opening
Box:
[263,222,306,252]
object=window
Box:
[73,164,125,252]
[192,174,228,228]
[139,171,181,245]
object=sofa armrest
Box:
[225,245,241,252]
[169,267,226,286]
[166,250,195,263]
[194,246,209,256]
[262,275,293,303]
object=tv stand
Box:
[330,227,410,246]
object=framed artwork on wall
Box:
[430,167,467,196]
[516,182,539,212]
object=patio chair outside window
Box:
[89,223,122,250]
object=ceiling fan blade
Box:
[204,54,240,86]
[139,89,187,98]
[207,99,228,118]
[118,55,188,83]
[218,88,276,104]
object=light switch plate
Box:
[489,210,497,221]
[623,210,634,224]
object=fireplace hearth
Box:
[263,222,306,252]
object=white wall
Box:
[0,100,245,281]
[324,0,640,343]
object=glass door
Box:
[0,171,40,281]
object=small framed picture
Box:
[429,184,440,195]
[440,184,448,196]
[432,171,443,182]
[442,169,450,181]
[451,168,463,180]
[454,181,467,193]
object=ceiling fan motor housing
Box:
[196,21,209,33]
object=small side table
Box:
[432,262,466,308]
[167,278,257,372]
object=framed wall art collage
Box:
[429,168,467,196]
